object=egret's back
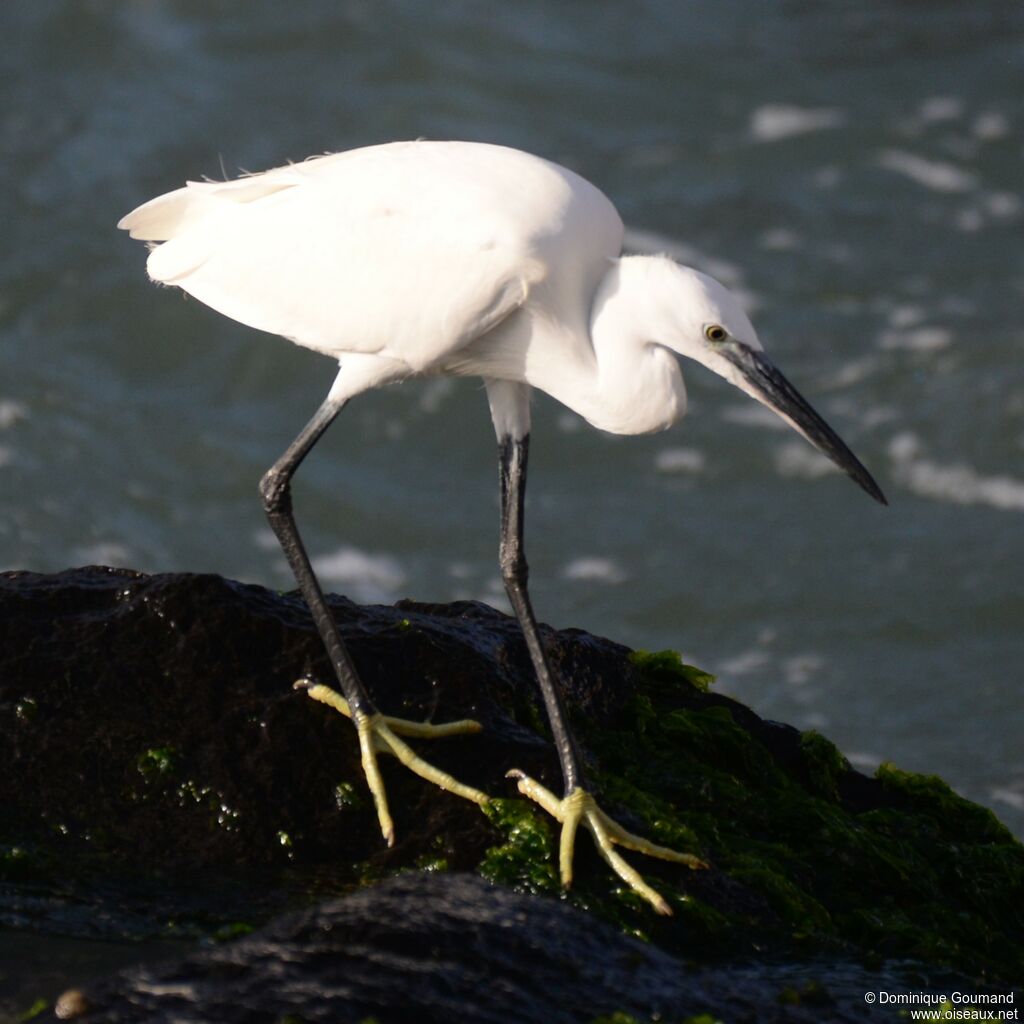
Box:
[119,141,623,370]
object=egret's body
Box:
[120,140,884,913]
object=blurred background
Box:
[1,0,1021,838]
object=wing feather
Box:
[119,143,568,368]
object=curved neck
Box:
[580,258,687,435]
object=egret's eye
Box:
[704,324,727,343]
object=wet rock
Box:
[2,566,1023,1008]
[37,872,905,1024]
[0,566,573,875]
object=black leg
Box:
[261,392,488,843]
[498,432,704,913]
[498,434,584,795]
[259,394,375,720]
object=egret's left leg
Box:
[261,369,488,844]
[493,416,706,914]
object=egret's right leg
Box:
[260,391,487,845]
[493,423,706,914]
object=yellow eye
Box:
[704,323,727,343]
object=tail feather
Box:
[117,173,300,241]
[119,171,305,282]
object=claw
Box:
[509,772,707,916]
[298,680,489,846]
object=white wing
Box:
[119,142,602,369]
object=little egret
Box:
[119,140,885,914]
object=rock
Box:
[34,872,908,1024]
[0,566,570,876]
[1,566,1022,1018]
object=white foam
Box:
[478,576,511,614]
[799,712,829,729]
[955,208,984,233]
[973,111,1009,141]
[253,527,280,551]
[717,649,770,676]
[418,377,455,414]
[859,405,900,430]
[813,166,843,189]
[310,545,406,602]
[74,541,133,567]
[720,403,791,431]
[0,399,28,429]
[887,432,922,463]
[562,556,627,584]
[990,786,1024,812]
[773,441,838,480]
[750,104,844,142]
[887,304,926,328]
[847,751,883,771]
[888,432,1024,512]
[984,191,1022,219]
[954,191,1022,233]
[878,326,953,352]
[783,653,825,686]
[758,228,801,251]
[654,447,705,474]
[878,149,976,193]
[818,356,880,390]
[918,96,963,122]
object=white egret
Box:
[119,140,885,914]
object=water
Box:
[3,0,1023,858]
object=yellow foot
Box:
[296,679,489,846]
[507,771,707,916]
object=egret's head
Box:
[642,258,886,505]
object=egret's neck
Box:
[580,258,687,435]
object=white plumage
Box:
[119,140,764,437]
[119,140,884,916]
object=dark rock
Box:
[34,872,906,1024]
[0,566,577,874]
[2,566,1023,1018]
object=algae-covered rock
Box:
[1,567,1022,1010]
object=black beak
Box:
[722,343,887,505]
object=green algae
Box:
[798,730,850,803]
[414,835,451,873]
[213,921,255,942]
[15,997,48,1022]
[333,781,364,811]
[478,648,1024,983]
[0,844,35,882]
[413,854,449,872]
[628,649,714,693]
[136,745,179,781]
[14,697,38,723]
[478,798,559,897]
[874,762,1013,844]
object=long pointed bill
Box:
[721,343,887,505]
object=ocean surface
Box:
[2,0,1022,898]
